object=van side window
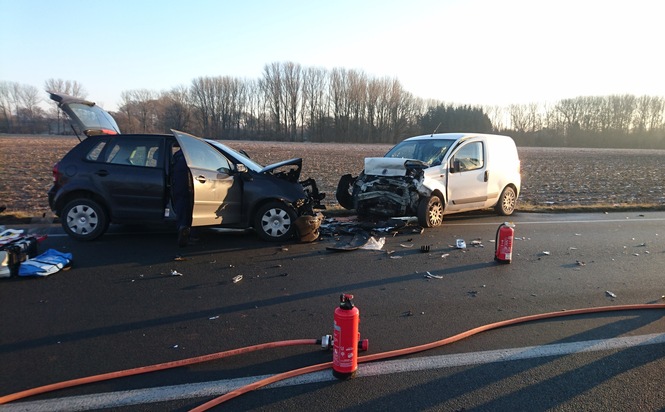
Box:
[451,142,484,172]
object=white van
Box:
[336,133,521,227]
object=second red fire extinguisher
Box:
[333,294,366,379]
[495,222,515,264]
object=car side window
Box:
[179,137,232,173]
[86,141,107,161]
[451,142,484,172]
[98,138,163,168]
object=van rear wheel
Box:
[417,195,444,227]
[495,186,517,216]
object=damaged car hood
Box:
[363,157,428,177]
[260,158,302,182]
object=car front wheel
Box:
[254,201,297,242]
[495,186,517,216]
[61,198,108,241]
[417,195,444,227]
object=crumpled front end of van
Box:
[338,158,431,219]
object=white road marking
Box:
[443,216,665,226]
[3,333,665,411]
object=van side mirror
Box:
[450,159,461,173]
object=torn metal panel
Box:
[351,159,432,219]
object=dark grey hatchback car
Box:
[47,92,324,242]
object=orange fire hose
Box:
[190,303,665,411]
[0,339,318,405]
[2,304,664,410]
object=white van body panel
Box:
[353,132,520,219]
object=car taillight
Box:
[52,162,60,183]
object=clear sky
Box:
[2,0,663,111]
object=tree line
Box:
[2,62,665,148]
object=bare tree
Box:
[0,81,15,132]
[158,86,192,133]
[44,79,87,98]
[281,62,302,141]
[261,62,284,137]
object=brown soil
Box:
[1,135,664,223]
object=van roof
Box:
[403,132,513,142]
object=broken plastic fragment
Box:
[456,239,466,249]
[360,236,385,250]
[542,251,550,256]
[424,271,443,279]
[232,275,243,283]
[605,291,617,298]
[170,270,183,276]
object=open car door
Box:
[173,131,242,227]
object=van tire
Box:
[495,186,517,216]
[417,195,444,227]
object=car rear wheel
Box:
[61,198,108,241]
[254,201,297,242]
[417,195,444,227]
[495,186,517,216]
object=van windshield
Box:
[385,139,455,166]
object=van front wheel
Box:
[495,186,517,216]
[417,195,444,227]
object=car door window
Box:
[177,136,232,173]
[99,138,163,168]
[451,142,484,172]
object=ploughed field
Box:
[1,135,664,219]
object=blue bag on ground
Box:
[18,249,72,277]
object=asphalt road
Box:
[2,211,665,411]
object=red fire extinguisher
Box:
[495,222,515,264]
[333,294,366,379]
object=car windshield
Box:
[206,140,264,172]
[385,138,455,166]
